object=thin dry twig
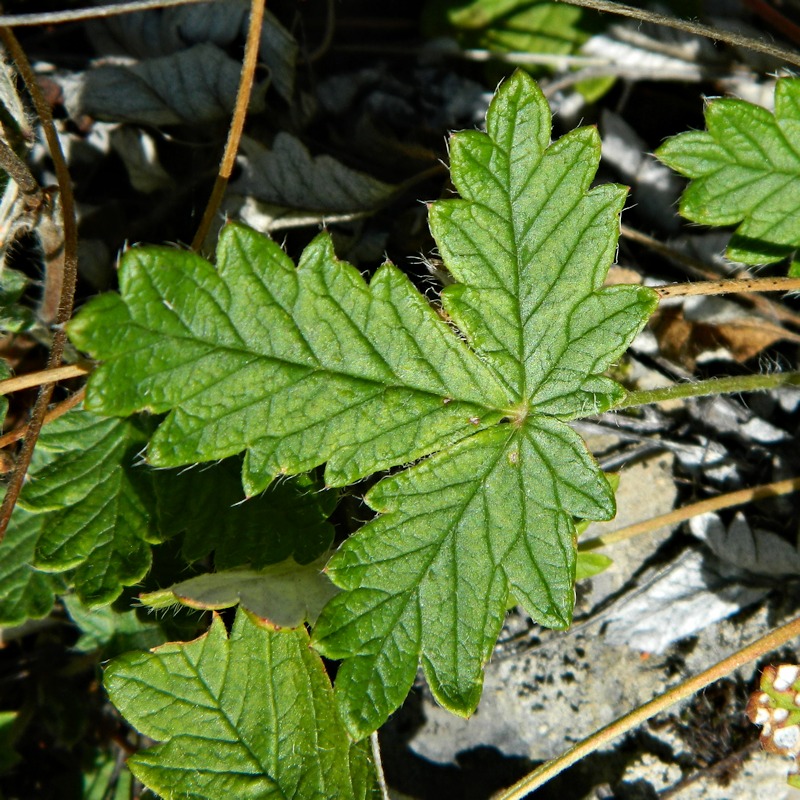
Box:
[0,364,89,396]
[580,476,800,551]
[495,613,800,799]
[554,0,800,67]
[191,0,266,251]
[0,0,218,27]
[0,388,85,449]
[655,277,800,299]
[621,224,800,329]
[0,29,79,542]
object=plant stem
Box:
[494,613,800,800]
[0,364,89,395]
[655,277,800,299]
[617,371,800,409]
[190,0,265,251]
[370,732,390,800]
[580,476,800,551]
[0,28,78,543]
[0,138,40,197]
[554,0,800,68]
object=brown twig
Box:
[495,613,800,799]
[620,224,800,329]
[0,388,85,449]
[0,29,79,542]
[190,0,266,251]
[654,277,800,299]
[554,0,800,67]
[0,364,89,395]
[580,476,800,551]
[0,0,218,27]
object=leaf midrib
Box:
[117,317,507,413]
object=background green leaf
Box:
[656,78,800,269]
[157,458,335,568]
[19,409,156,606]
[423,0,600,59]
[0,507,60,626]
[105,609,378,800]
[0,711,20,773]
[63,594,166,656]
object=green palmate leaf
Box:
[69,70,656,736]
[105,609,378,800]
[656,78,800,268]
[156,458,335,569]
[139,555,338,628]
[313,70,656,736]
[0,507,60,626]
[18,408,157,606]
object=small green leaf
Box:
[82,748,134,800]
[0,358,10,432]
[0,507,60,626]
[656,78,800,267]
[20,408,156,606]
[575,551,612,580]
[157,458,335,568]
[139,555,338,627]
[105,609,378,799]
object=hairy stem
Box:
[494,613,800,799]
[0,29,78,543]
[0,137,40,197]
[370,732,390,800]
[617,371,800,409]
[191,0,265,251]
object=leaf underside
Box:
[69,70,656,737]
[656,78,800,268]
